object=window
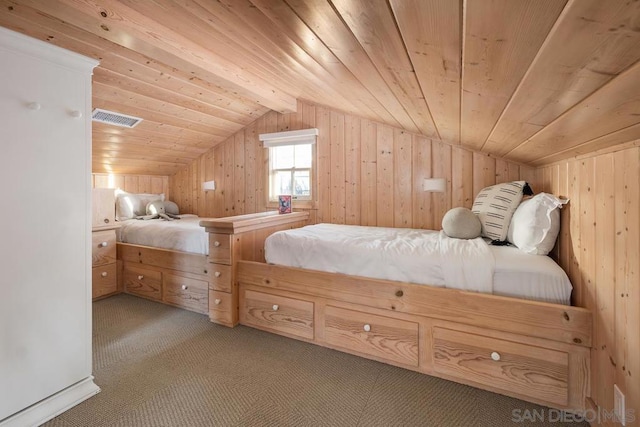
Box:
[269,143,313,201]
[260,128,318,203]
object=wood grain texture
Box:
[3,0,640,173]
[538,146,639,422]
[461,0,567,150]
[433,327,569,407]
[323,305,419,367]
[237,260,592,410]
[170,101,531,229]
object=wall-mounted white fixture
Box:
[203,180,216,191]
[70,110,82,118]
[259,128,319,147]
[422,178,446,192]
[27,102,41,111]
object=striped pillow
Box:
[472,181,527,242]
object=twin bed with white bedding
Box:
[235,221,591,412]
[265,223,572,305]
[117,215,209,255]
[117,212,591,411]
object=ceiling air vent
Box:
[91,108,143,128]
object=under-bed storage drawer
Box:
[432,327,569,407]
[240,289,314,339]
[209,233,232,265]
[163,273,208,314]
[123,265,162,300]
[209,264,232,292]
[92,230,116,266]
[209,290,234,326]
[92,263,118,299]
[323,306,419,367]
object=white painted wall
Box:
[0,27,99,425]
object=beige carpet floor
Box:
[44,294,587,427]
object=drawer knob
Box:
[214,298,221,305]
[363,324,371,332]
[103,218,109,224]
[214,241,221,247]
[214,271,221,277]
[99,241,108,248]
[181,285,188,290]
[138,275,144,280]
[491,351,501,361]
[272,304,279,311]
[101,272,108,277]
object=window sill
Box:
[266,200,317,210]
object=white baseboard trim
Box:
[0,376,100,427]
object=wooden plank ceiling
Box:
[1,0,639,175]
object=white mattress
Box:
[116,215,208,255]
[265,223,572,305]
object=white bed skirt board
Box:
[0,377,100,427]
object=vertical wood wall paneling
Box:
[330,111,346,224]
[540,147,639,423]
[431,140,451,229]
[224,137,236,216]
[168,100,533,228]
[472,153,495,197]
[393,129,412,228]
[613,149,639,423]
[360,119,378,226]
[345,114,361,225]
[316,106,331,223]
[93,173,170,200]
[244,122,257,215]
[451,146,473,209]
[234,131,246,216]
[594,153,615,412]
[412,136,433,229]
[376,125,394,227]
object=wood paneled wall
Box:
[170,100,536,226]
[92,173,170,199]
[537,146,639,423]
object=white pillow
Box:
[507,193,568,255]
[115,190,165,220]
[471,181,528,241]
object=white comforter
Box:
[117,215,208,255]
[265,223,495,293]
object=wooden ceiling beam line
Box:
[479,0,574,153]
[285,0,421,134]
[42,0,298,113]
[504,58,640,163]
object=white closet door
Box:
[0,31,94,420]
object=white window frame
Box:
[260,128,318,204]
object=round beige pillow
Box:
[442,207,482,239]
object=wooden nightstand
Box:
[92,188,120,300]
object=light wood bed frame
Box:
[116,211,311,320]
[235,257,592,412]
[117,212,591,411]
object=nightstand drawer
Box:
[323,305,419,367]
[92,263,117,299]
[432,327,569,407]
[210,264,232,292]
[123,265,162,300]
[92,230,116,266]
[209,290,234,326]
[209,233,232,265]
[163,273,208,314]
[240,289,314,340]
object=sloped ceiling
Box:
[1,0,639,175]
